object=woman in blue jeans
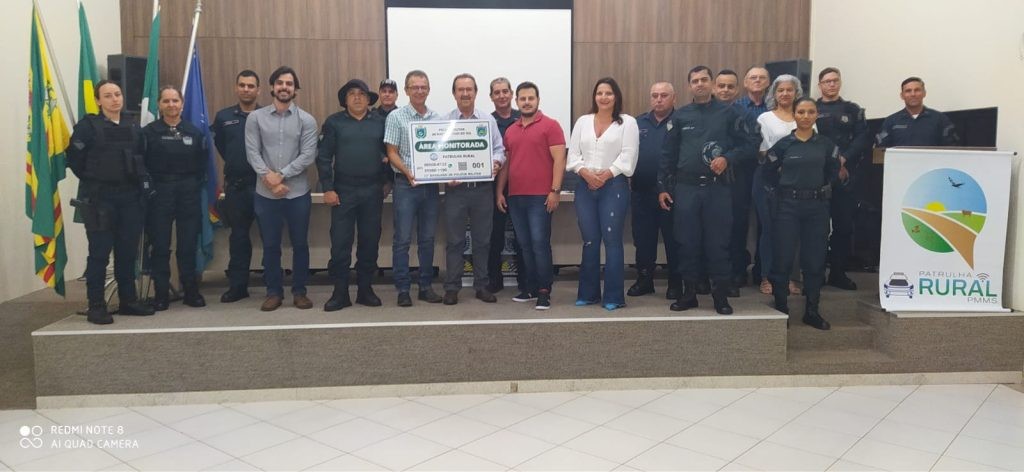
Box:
[566,77,639,310]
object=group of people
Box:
[67,63,960,329]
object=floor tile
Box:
[100,425,194,462]
[728,392,814,421]
[518,446,619,471]
[502,391,582,411]
[458,397,544,428]
[766,422,861,458]
[669,388,754,406]
[815,391,899,419]
[639,393,725,422]
[931,454,1006,471]
[0,426,66,466]
[304,453,387,471]
[793,404,882,437]
[916,383,996,402]
[349,433,449,471]
[665,424,760,462]
[363,400,450,431]
[460,429,554,467]
[944,435,1024,471]
[718,461,758,471]
[14,447,121,471]
[603,408,693,442]
[586,389,671,408]
[961,415,1024,449]
[625,442,728,471]
[734,441,836,471]
[202,421,299,457]
[240,437,343,471]
[202,458,261,471]
[563,426,658,464]
[263,404,356,435]
[826,459,882,471]
[884,401,976,433]
[506,411,598,445]
[128,441,234,471]
[698,405,791,439]
[864,418,957,454]
[129,404,223,425]
[167,408,260,440]
[986,385,1024,409]
[548,396,633,425]
[836,385,917,403]
[76,411,164,440]
[225,400,319,421]
[406,394,495,413]
[0,410,39,429]
[307,417,400,453]
[409,414,500,448]
[756,387,836,404]
[37,408,129,426]
[322,397,409,416]
[97,461,136,471]
[973,400,1024,429]
[407,449,506,471]
[841,437,940,471]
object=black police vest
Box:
[83,115,138,183]
[147,126,204,175]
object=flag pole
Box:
[31,0,75,128]
[181,0,203,97]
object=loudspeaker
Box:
[107,54,147,113]
[765,59,813,95]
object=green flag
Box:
[139,2,160,127]
[27,6,70,296]
[77,0,98,119]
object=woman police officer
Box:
[763,97,840,330]
[67,80,155,324]
[141,85,209,310]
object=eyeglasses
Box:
[407,85,429,92]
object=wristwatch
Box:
[549,187,560,193]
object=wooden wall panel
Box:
[120,0,810,128]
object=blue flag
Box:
[181,48,220,273]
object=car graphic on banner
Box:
[883,272,914,298]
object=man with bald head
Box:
[628,81,682,299]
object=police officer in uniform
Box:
[877,77,959,148]
[212,70,260,303]
[67,80,155,324]
[317,79,388,311]
[815,67,869,291]
[142,85,208,310]
[764,97,840,330]
[658,66,759,315]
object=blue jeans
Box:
[392,178,440,293]
[508,195,553,294]
[752,165,773,282]
[574,175,629,306]
[254,192,311,297]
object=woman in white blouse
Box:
[566,77,639,311]
[754,74,805,296]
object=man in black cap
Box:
[374,79,399,119]
[316,79,389,311]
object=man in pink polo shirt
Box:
[495,81,566,310]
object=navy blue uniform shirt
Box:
[764,132,840,190]
[634,108,674,192]
[815,97,870,168]
[876,106,959,148]
[211,105,256,183]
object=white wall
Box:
[810,0,1024,310]
[0,0,121,302]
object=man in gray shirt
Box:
[245,65,319,312]
[441,73,505,305]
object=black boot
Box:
[86,303,113,325]
[802,293,831,330]
[695,278,712,295]
[324,281,352,312]
[220,286,250,303]
[712,284,733,315]
[627,268,655,296]
[356,285,382,307]
[151,280,170,311]
[773,292,790,314]
[665,276,683,300]
[670,281,698,311]
[182,280,206,308]
[120,299,155,316]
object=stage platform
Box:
[31,272,1024,407]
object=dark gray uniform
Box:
[142,119,208,307]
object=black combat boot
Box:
[627,268,655,296]
[324,281,353,312]
[86,302,113,325]
[712,283,733,315]
[670,281,699,311]
[802,293,831,330]
[182,280,206,307]
[665,276,683,300]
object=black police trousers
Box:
[83,185,144,306]
[488,190,527,291]
[632,189,680,279]
[729,162,755,278]
[328,183,383,289]
[829,181,856,277]
[673,182,732,286]
[147,176,202,296]
[770,197,830,298]
[222,180,256,290]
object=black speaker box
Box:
[107,54,148,113]
[765,59,813,95]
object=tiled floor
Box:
[1,384,1022,471]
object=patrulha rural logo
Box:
[901,169,985,269]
